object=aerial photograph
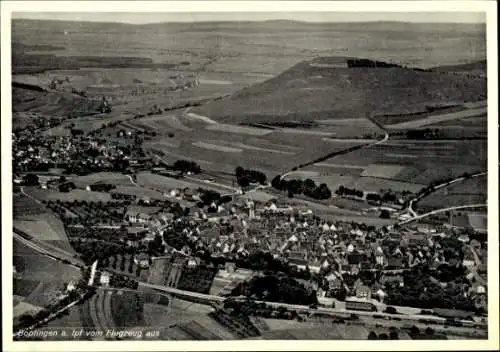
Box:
[9,7,491,343]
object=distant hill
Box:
[193,57,486,124]
[429,60,486,74]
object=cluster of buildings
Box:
[12,131,148,176]
[111,193,487,311]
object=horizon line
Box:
[12,18,487,26]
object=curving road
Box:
[126,174,138,187]
[405,171,487,218]
[280,130,389,181]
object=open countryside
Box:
[10,11,490,344]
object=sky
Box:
[12,11,486,24]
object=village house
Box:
[134,253,150,268]
[380,274,404,288]
[325,271,343,291]
[405,233,430,248]
[355,284,372,299]
[100,271,111,286]
[462,253,476,269]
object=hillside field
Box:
[13,239,81,314]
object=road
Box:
[14,295,85,337]
[15,232,486,332]
[281,130,389,181]
[140,282,485,329]
[397,203,487,226]
[126,174,138,187]
[19,186,43,205]
[13,231,84,269]
[405,171,487,218]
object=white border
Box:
[1,1,498,351]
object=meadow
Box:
[24,187,112,202]
[12,19,488,219]
[70,172,134,188]
[13,238,81,310]
[384,105,487,130]
[13,19,485,128]
[417,175,487,210]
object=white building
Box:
[100,272,111,286]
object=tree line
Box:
[235,166,267,187]
[271,176,332,200]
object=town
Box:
[13,119,488,340]
[9,12,491,343]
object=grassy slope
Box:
[194,58,486,124]
[12,86,101,119]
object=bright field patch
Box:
[467,212,487,231]
[131,114,193,132]
[224,142,296,155]
[70,172,132,188]
[284,171,320,179]
[239,191,277,203]
[14,220,63,241]
[360,164,406,179]
[13,301,44,317]
[278,128,335,137]
[136,172,195,191]
[348,176,425,193]
[385,105,487,129]
[185,112,218,124]
[25,188,112,202]
[192,141,243,153]
[205,123,272,136]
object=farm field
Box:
[13,238,81,309]
[13,194,75,252]
[13,301,44,318]
[13,193,47,218]
[134,171,231,195]
[238,191,277,203]
[146,127,367,177]
[110,185,166,200]
[37,305,85,340]
[283,170,424,195]
[147,258,169,285]
[466,212,487,232]
[412,113,488,139]
[13,278,42,297]
[13,239,81,283]
[24,187,112,202]
[12,86,102,122]
[14,219,66,241]
[349,176,425,193]
[417,175,487,210]
[110,291,147,328]
[142,298,234,340]
[384,105,487,129]
[70,172,134,188]
[319,139,487,186]
[314,117,384,139]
